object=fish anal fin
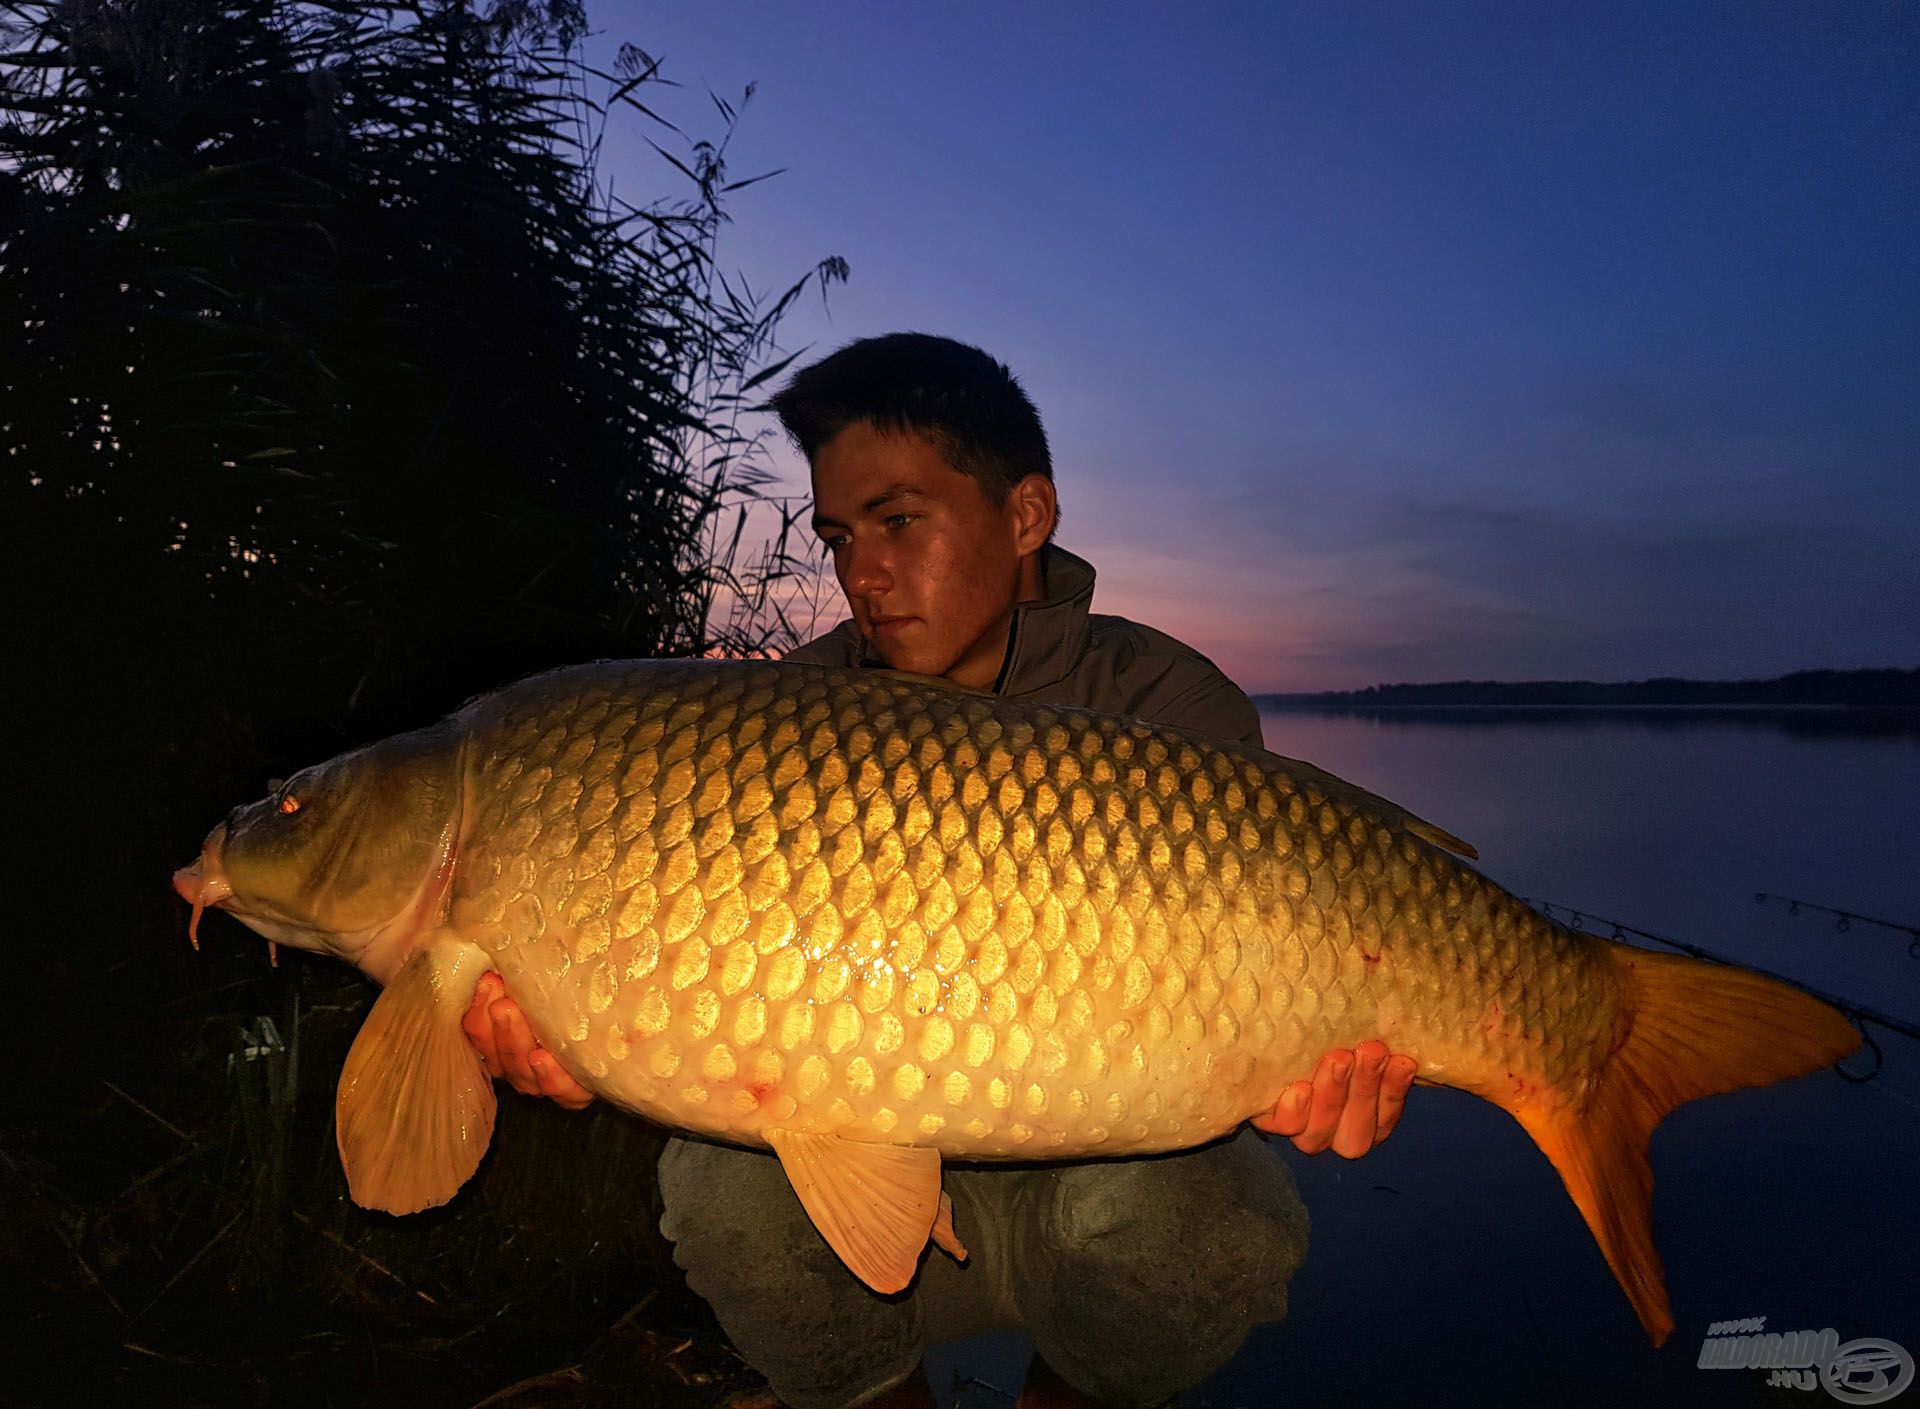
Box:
[336,936,499,1216]
[1509,943,1860,1348]
[765,1129,946,1293]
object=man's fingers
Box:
[491,997,543,1097]
[530,1050,594,1110]
[1331,1042,1388,1158]
[1265,1041,1416,1157]
[463,973,504,1076]
[1291,1048,1352,1154]
[468,975,593,1108]
[1250,1081,1312,1137]
[486,989,595,1108]
[1375,1054,1416,1144]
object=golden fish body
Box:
[176,657,1858,1342]
[454,660,1602,1158]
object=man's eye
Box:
[885,514,917,530]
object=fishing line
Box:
[1525,898,1919,1083]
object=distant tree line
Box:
[1258,668,1920,709]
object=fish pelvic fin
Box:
[931,1190,969,1263]
[1511,944,1860,1349]
[765,1130,959,1293]
[335,935,499,1216]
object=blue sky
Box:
[585,3,1917,692]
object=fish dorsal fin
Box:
[336,936,498,1215]
[1274,756,1479,860]
[872,666,994,698]
[1405,814,1477,860]
[765,1129,950,1293]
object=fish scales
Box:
[447,660,1618,1156]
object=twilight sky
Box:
[585,4,1917,693]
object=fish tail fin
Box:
[1509,944,1859,1348]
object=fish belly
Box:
[446,659,1621,1159]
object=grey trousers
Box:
[657,1129,1309,1409]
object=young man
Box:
[466,334,1415,1407]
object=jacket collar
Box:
[992,544,1096,696]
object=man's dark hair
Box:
[768,332,1053,506]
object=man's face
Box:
[809,421,1032,687]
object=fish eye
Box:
[278,794,302,816]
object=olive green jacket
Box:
[784,545,1264,750]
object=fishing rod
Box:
[1526,898,1919,1083]
[1753,891,1920,958]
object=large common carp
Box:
[173,659,1857,1345]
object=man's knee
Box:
[1012,1131,1309,1406]
[656,1137,926,1409]
[1037,1130,1308,1273]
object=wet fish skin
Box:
[175,658,1860,1342]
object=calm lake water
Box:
[938,709,1920,1409]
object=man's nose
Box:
[840,538,892,595]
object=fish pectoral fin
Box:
[765,1129,948,1293]
[335,936,498,1216]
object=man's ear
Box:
[1008,474,1057,555]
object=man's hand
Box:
[1252,1040,1415,1158]
[461,972,594,1110]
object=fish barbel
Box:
[171,659,1858,1343]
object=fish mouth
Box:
[173,824,234,951]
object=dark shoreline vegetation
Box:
[2,1,826,1403]
[1256,669,1920,737]
[1257,666,1920,710]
